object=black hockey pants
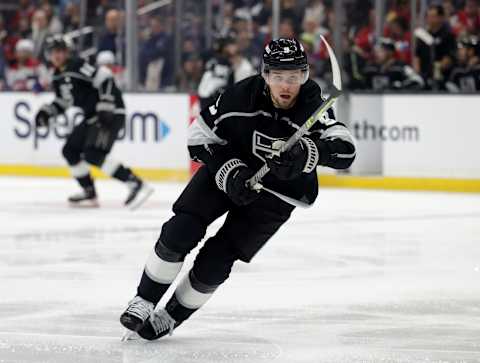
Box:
[62,115,125,167]
[159,165,295,286]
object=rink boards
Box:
[0,92,479,192]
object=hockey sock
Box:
[69,161,95,192]
[101,158,139,183]
[137,240,184,305]
[76,175,96,194]
[166,269,218,323]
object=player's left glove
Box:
[266,137,320,180]
[96,101,115,125]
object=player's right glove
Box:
[35,104,55,128]
[266,137,319,180]
[215,159,260,206]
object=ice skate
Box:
[120,296,154,332]
[68,187,99,208]
[137,309,180,341]
[125,179,154,210]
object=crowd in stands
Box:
[0,0,478,93]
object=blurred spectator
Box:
[363,38,424,91]
[279,18,297,38]
[251,0,272,27]
[0,42,6,91]
[0,0,478,93]
[303,0,327,30]
[5,39,50,91]
[301,4,328,56]
[96,50,126,89]
[31,9,52,63]
[177,52,204,92]
[414,5,457,90]
[42,3,63,35]
[281,0,302,31]
[10,0,35,33]
[353,7,376,64]
[62,2,81,33]
[385,16,411,64]
[98,9,124,62]
[95,0,115,27]
[443,0,462,35]
[446,35,480,92]
[385,0,411,25]
[456,0,480,36]
[139,16,174,90]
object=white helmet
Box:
[16,39,34,53]
[96,50,115,66]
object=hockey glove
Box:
[97,110,115,125]
[266,137,320,180]
[96,101,115,125]
[35,105,55,128]
[215,159,260,206]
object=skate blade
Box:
[68,199,100,208]
[121,330,140,342]
[128,185,154,211]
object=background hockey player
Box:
[363,38,424,91]
[120,38,356,340]
[446,35,480,92]
[197,33,255,109]
[35,35,153,208]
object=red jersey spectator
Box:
[6,39,50,91]
[385,17,412,64]
[353,8,376,63]
[456,0,480,36]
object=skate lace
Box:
[150,309,176,336]
[126,297,153,321]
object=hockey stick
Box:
[248,35,342,191]
[251,183,313,208]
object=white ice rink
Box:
[1,176,480,363]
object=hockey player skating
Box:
[120,38,356,340]
[35,35,153,209]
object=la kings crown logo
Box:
[252,130,286,162]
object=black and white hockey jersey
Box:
[197,56,235,109]
[188,75,356,204]
[49,57,125,121]
[363,60,424,91]
[446,63,480,92]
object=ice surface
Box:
[1,176,480,363]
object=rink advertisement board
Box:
[0,92,190,179]
[349,94,480,179]
[382,95,480,179]
[347,95,383,175]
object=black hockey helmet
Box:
[213,31,236,54]
[263,38,309,73]
[46,34,71,51]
